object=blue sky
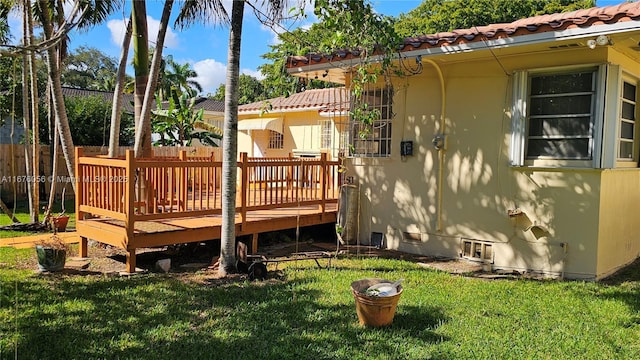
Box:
[8,0,628,96]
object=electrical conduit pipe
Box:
[422,59,447,232]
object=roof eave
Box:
[238,105,335,116]
[287,20,640,75]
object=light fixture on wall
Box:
[587,34,612,49]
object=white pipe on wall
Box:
[423,59,447,232]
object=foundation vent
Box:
[461,239,493,263]
[402,232,422,242]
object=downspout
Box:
[423,59,447,232]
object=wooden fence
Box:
[0,144,221,203]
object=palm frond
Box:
[194,120,223,136]
[175,0,229,29]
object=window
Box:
[268,130,283,149]
[526,70,597,160]
[350,87,393,157]
[511,65,607,167]
[618,78,637,161]
[320,120,332,149]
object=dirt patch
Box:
[19,238,485,279]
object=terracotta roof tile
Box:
[287,2,640,67]
[238,88,349,114]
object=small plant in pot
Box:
[35,226,70,272]
[43,188,70,232]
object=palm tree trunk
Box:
[38,0,76,193]
[44,92,60,222]
[0,198,19,223]
[134,0,174,157]
[26,4,39,223]
[108,15,132,158]
[131,0,150,157]
[219,0,245,276]
[21,0,33,220]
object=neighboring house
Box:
[286,3,640,280]
[237,88,350,159]
[63,88,225,147]
[61,86,135,113]
[194,97,224,128]
[154,96,224,147]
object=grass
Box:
[1,248,640,360]
[0,199,76,238]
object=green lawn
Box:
[0,200,76,238]
[1,248,640,359]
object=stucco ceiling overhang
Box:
[237,117,284,133]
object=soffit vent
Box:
[548,43,580,49]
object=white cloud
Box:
[107,18,128,46]
[192,59,227,96]
[242,68,264,81]
[107,16,179,49]
[147,17,179,49]
[189,60,264,96]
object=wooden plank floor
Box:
[77,203,338,250]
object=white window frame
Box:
[510,64,606,168]
[268,130,283,149]
[616,73,638,166]
[349,87,393,158]
[319,120,332,149]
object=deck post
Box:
[75,147,89,258]
[75,147,84,224]
[126,248,136,273]
[79,237,88,258]
[287,152,294,189]
[124,150,136,270]
[179,150,188,211]
[320,152,327,214]
[252,233,259,254]
[240,152,248,228]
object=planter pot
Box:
[35,245,66,272]
[53,216,69,232]
[351,278,403,327]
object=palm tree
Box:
[165,55,203,96]
[26,0,39,223]
[151,91,222,146]
[21,0,35,222]
[32,0,119,196]
[218,0,245,275]
[108,15,132,158]
[175,0,290,275]
[133,0,174,158]
[131,0,151,157]
[37,0,78,192]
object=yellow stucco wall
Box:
[238,111,347,159]
[598,170,640,279]
[345,46,639,279]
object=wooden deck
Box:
[75,148,342,273]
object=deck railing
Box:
[75,148,341,228]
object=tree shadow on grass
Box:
[1,273,451,360]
